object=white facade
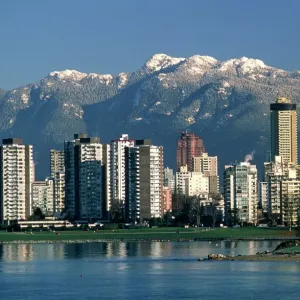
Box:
[264,156,288,218]
[259,181,268,214]
[149,146,163,218]
[280,179,300,225]
[176,166,189,194]
[110,134,134,204]
[32,178,54,216]
[53,172,65,215]
[264,156,300,223]
[176,166,209,197]
[193,153,219,194]
[223,162,258,224]
[50,149,64,177]
[0,139,35,223]
[185,173,209,197]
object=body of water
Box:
[0,240,300,299]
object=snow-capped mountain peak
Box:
[48,70,115,86]
[48,69,88,81]
[143,53,185,72]
[219,57,268,74]
[187,55,218,66]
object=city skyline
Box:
[0,93,299,226]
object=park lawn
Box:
[275,245,300,253]
[0,227,298,242]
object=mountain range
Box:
[1,53,300,179]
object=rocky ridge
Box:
[1,54,300,178]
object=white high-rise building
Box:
[125,140,163,222]
[110,134,135,205]
[64,134,110,219]
[0,138,35,224]
[263,155,300,224]
[50,150,64,177]
[264,156,287,219]
[176,165,209,198]
[223,162,258,225]
[53,172,65,215]
[259,181,268,215]
[193,153,219,194]
[32,178,54,216]
[175,165,190,194]
[280,179,300,226]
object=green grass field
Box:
[0,227,298,243]
[274,245,300,253]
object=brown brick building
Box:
[176,131,205,172]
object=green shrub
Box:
[104,223,119,230]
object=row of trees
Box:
[108,192,223,227]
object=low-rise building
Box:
[176,165,209,197]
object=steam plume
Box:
[244,150,255,163]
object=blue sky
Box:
[1,0,300,90]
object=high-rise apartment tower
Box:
[0,139,35,224]
[125,139,164,222]
[223,162,258,225]
[110,134,135,205]
[270,96,297,164]
[50,149,65,215]
[64,134,110,219]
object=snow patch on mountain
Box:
[219,57,268,75]
[200,113,212,119]
[218,81,231,95]
[180,55,218,75]
[48,69,114,85]
[88,73,113,85]
[186,116,195,124]
[49,70,88,81]
[117,73,129,88]
[143,54,185,72]
[63,103,83,118]
[21,93,29,104]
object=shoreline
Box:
[0,237,298,244]
[200,252,300,262]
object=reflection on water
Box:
[1,241,300,300]
[0,240,282,262]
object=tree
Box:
[209,193,223,227]
[109,198,123,223]
[163,211,173,225]
[284,195,300,231]
[28,207,45,221]
[172,189,186,213]
[228,208,240,226]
